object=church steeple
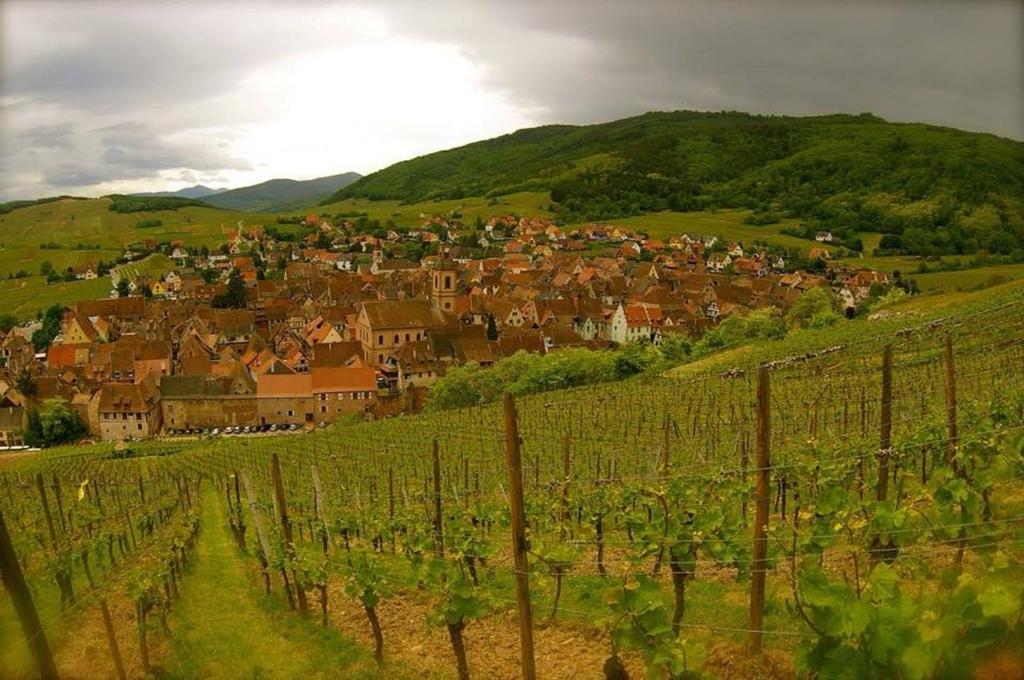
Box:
[431,248,458,313]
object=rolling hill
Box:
[331,111,1024,256]
[130,185,227,199]
[204,171,362,212]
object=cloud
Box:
[378,0,1024,138]
[17,123,75,150]
[42,163,114,188]
[0,0,1020,200]
[97,122,252,173]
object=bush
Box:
[787,287,834,328]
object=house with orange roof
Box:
[256,373,315,426]
[311,367,378,420]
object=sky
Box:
[1,0,1021,201]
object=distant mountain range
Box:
[130,185,226,200]
[131,171,362,212]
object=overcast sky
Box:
[1,0,1021,200]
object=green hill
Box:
[205,172,362,212]
[332,111,1024,256]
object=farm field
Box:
[110,253,175,285]
[910,263,1024,291]
[0,275,110,319]
[0,197,274,279]
[2,280,1023,679]
[571,209,833,254]
[319,191,554,226]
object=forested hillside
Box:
[333,111,1024,256]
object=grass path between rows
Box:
[163,484,377,679]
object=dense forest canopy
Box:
[332,111,1024,256]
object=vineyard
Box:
[3,284,1024,678]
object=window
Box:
[378,334,383,344]
[393,334,399,344]
[444,275,451,289]
[405,333,410,342]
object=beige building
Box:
[97,376,161,441]
[256,374,316,426]
[355,299,447,366]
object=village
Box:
[0,212,889,446]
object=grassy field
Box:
[111,253,175,284]
[910,263,1024,291]
[570,209,832,254]
[855,231,884,255]
[0,275,110,319]
[838,254,1024,292]
[319,191,553,226]
[0,197,275,278]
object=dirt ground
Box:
[51,592,170,680]
[317,576,647,679]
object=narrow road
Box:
[163,484,373,679]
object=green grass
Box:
[111,253,174,284]
[164,486,379,680]
[0,275,110,319]
[0,197,274,279]
[838,255,1024,292]
[569,209,834,254]
[910,263,1024,292]
[855,231,884,255]
[319,191,553,227]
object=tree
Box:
[31,304,64,352]
[15,368,37,398]
[0,313,16,333]
[485,314,499,341]
[40,260,53,276]
[212,268,246,309]
[38,398,84,445]
[116,278,130,297]
[786,287,834,329]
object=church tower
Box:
[431,249,459,313]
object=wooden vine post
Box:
[99,598,127,680]
[271,455,308,613]
[748,365,771,655]
[869,343,900,564]
[388,466,397,553]
[943,332,959,472]
[560,435,571,536]
[311,464,331,626]
[241,471,273,593]
[876,344,893,502]
[503,393,537,680]
[432,439,444,556]
[0,508,59,680]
